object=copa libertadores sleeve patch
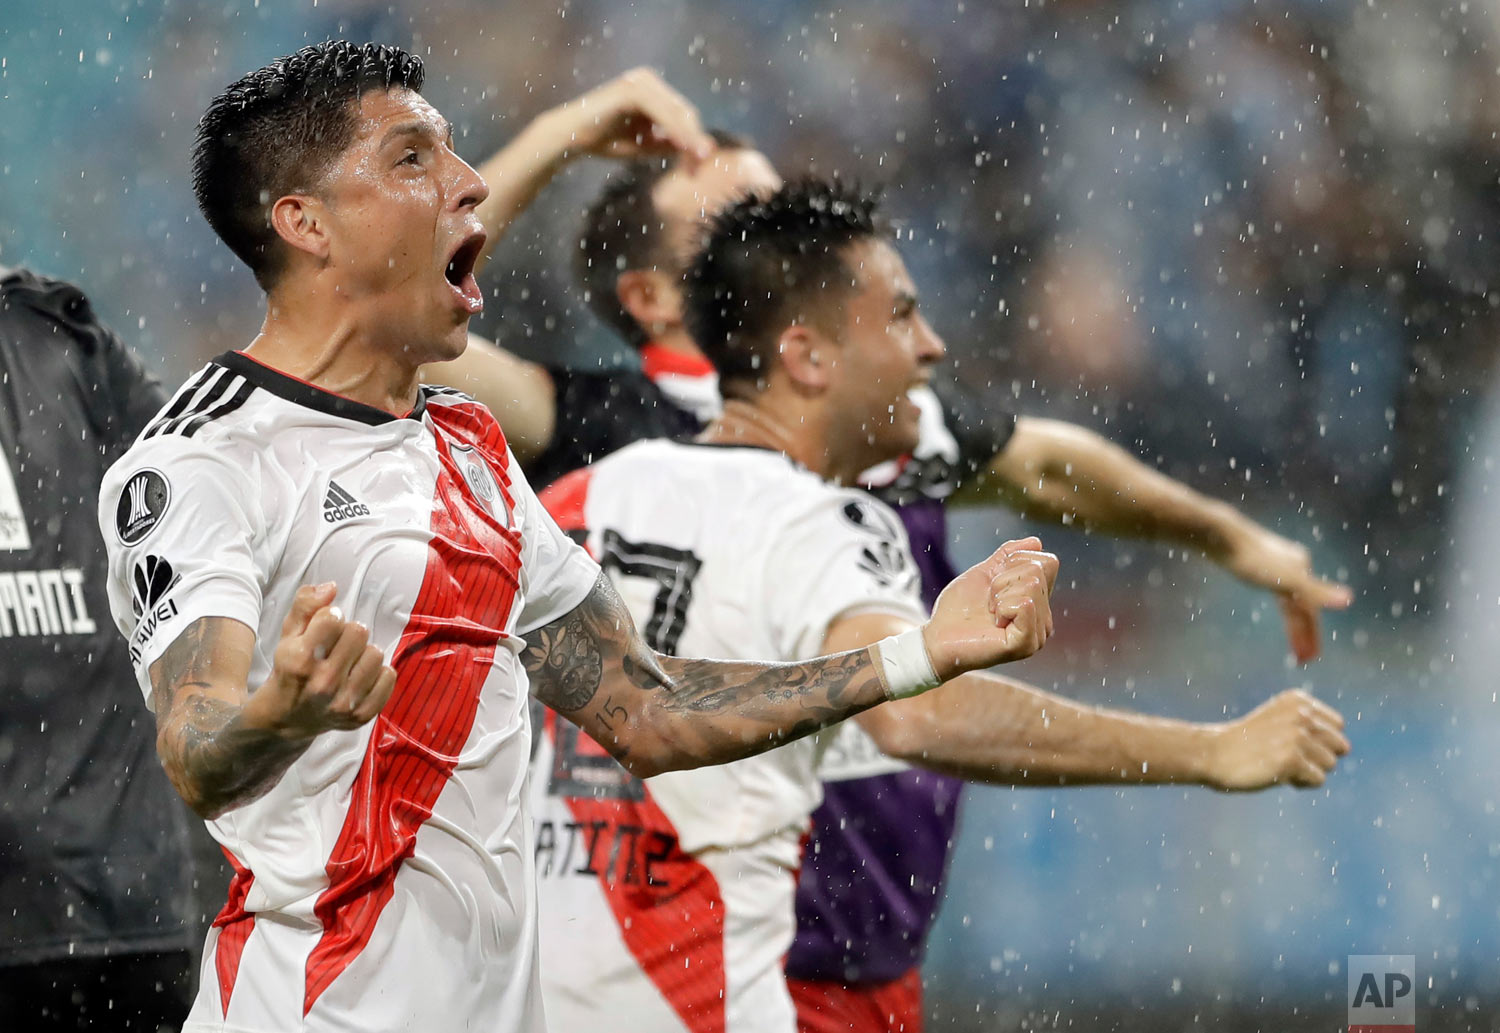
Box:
[115,469,171,545]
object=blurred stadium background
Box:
[4,0,1500,1028]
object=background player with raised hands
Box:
[528,179,1349,1033]
[97,42,1059,1033]
[435,84,1351,652]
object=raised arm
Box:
[524,541,1057,779]
[826,610,1349,790]
[149,583,396,819]
[957,415,1352,660]
[471,68,712,271]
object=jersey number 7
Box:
[598,529,702,656]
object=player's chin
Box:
[880,414,921,458]
[399,306,470,365]
[895,401,923,445]
[432,320,471,362]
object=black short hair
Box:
[574,129,752,348]
[192,41,425,290]
[684,177,886,394]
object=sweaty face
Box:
[314,88,489,362]
[824,239,946,466]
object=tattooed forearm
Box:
[150,618,312,820]
[525,575,890,776]
[637,651,887,771]
[161,694,309,819]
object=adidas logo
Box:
[323,481,371,524]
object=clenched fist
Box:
[923,536,1060,679]
[1205,689,1350,791]
[244,582,397,741]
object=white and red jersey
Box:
[97,350,600,1033]
[530,439,926,1033]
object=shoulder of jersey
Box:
[0,265,73,306]
[598,439,836,512]
[104,367,263,549]
[108,365,262,523]
[597,438,790,474]
[827,483,909,545]
[133,359,259,444]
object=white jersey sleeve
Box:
[509,449,601,635]
[764,489,928,659]
[98,437,266,706]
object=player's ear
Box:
[269,194,331,264]
[617,270,684,335]
[777,324,833,392]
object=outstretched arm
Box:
[956,415,1352,660]
[524,541,1057,778]
[827,611,1349,790]
[149,584,396,819]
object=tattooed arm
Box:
[150,616,306,819]
[148,583,396,819]
[524,540,1058,778]
[523,573,890,776]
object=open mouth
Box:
[444,231,487,315]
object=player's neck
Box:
[247,293,425,417]
[703,398,867,486]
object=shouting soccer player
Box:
[527,179,1349,1033]
[96,43,1063,1033]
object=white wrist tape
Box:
[873,628,942,700]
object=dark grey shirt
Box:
[0,267,193,965]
